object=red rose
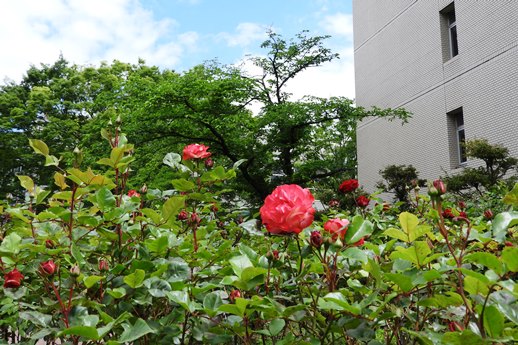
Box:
[99,260,109,272]
[323,218,350,241]
[338,179,359,193]
[188,212,201,226]
[310,230,323,248]
[182,144,211,161]
[457,201,466,209]
[260,184,315,235]
[128,189,140,198]
[4,268,24,289]
[356,195,370,208]
[442,208,454,219]
[458,211,468,219]
[40,260,56,275]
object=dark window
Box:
[447,107,466,166]
[441,3,459,60]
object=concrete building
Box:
[353,0,518,193]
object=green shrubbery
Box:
[1,129,518,344]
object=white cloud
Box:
[0,0,193,83]
[321,13,354,39]
[217,23,269,47]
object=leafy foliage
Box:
[1,131,518,344]
[0,31,409,205]
[445,139,518,195]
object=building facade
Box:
[353,0,518,193]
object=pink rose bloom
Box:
[260,184,315,235]
[323,218,350,241]
[182,144,211,160]
[127,189,140,198]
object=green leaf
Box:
[343,247,368,263]
[319,292,361,314]
[145,236,169,255]
[118,318,155,343]
[503,183,518,207]
[19,311,52,327]
[390,241,431,268]
[383,228,408,242]
[442,330,485,345]
[167,290,196,312]
[96,187,116,212]
[59,326,99,340]
[44,154,60,167]
[464,275,489,296]
[163,152,191,172]
[492,211,518,243]
[385,273,414,292]
[84,275,104,288]
[124,269,145,288]
[483,305,504,338]
[54,172,69,189]
[17,175,35,194]
[0,233,22,255]
[29,138,49,156]
[229,255,254,279]
[464,252,503,275]
[218,297,248,317]
[107,287,126,299]
[203,292,223,317]
[344,215,373,244]
[171,178,196,192]
[399,212,418,240]
[269,319,285,336]
[162,196,185,222]
[240,267,267,283]
[71,244,86,266]
[502,246,518,272]
[144,277,172,297]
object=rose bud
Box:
[356,195,370,208]
[328,199,340,208]
[211,204,218,213]
[204,158,214,169]
[127,189,140,198]
[354,238,365,246]
[382,203,391,212]
[267,250,280,261]
[70,265,81,277]
[140,184,148,194]
[458,211,468,219]
[484,209,494,220]
[188,212,201,226]
[3,268,24,289]
[99,260,109,272]
[45,239,55,249]
[432,179,446,195]
[40,260,56,276]
[177,210,188,221]
[229,289,241,303]
[505,241,513,247]
[310,231,323,248]
[457,201,466,209]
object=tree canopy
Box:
[0,31,409,203]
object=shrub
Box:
[1,128,518,344]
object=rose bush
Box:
[0,126,517,344]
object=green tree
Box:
[444,139,518,195]
[126,31,409,203]
[377,164,425,206]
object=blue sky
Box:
[0,0,355,99]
